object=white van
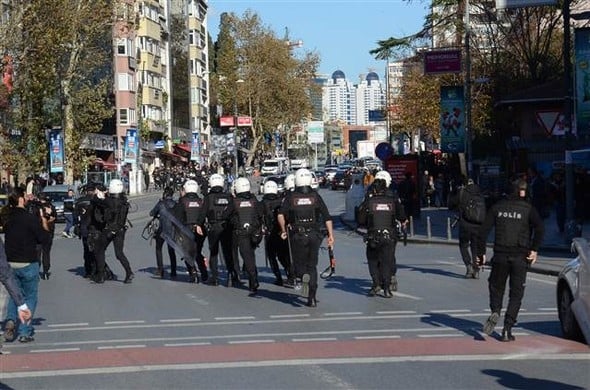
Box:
[261,159,288,176]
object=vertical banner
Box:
[49,128,64,173]
[124,128,138,165]
[440,86,465,153]
[191,131,200,162]
[575,27,590,137]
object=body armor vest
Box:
[494,200,532,249]
[234,197,257,228]
[288,192,317,227]
[262,195,283,232]
[207,192,231,223]
[367,196,396,231]
[181,194,203,225]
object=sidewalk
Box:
[340,207,588,277]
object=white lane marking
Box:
[323,312,363,316]
[429,309,471,313]
[354,335,400,340]
[214,316,256,321]
[48,323,89,328]
[393,292,422,300]
[376,311,416,315]
[164,342,211,347]
[160,318,201,323]
[270,314,310,319]
[418,334,463,338]
[30,348,80,353]
[528,276,556,285]
[538,308,557,311]
[293,338,338,342]
[104,321,145,325]
[228,340,275,344]
[3,354,589,379]
[306,364,355,389]
[97,345,146,350]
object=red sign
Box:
[384,155,418,185]
[237,116,252,126]
[424,50,462,74]
[220,116,235,127]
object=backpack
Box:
[461,189,486,225]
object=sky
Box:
[207,0,430,82]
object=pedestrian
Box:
[2,186,51,343]
[357,170,406,297]
[149,187,177,279]
[261,180,292,286]
[62,188,76,238]
[33,193,57,280]
[74,183,97,278]
[202,174,237,286]
[448,177,486,279]
[434,173,445,208]
[477,179,545,341]
[397,172,416,218]
[174,179,208,283]
[548,171,565,233]
[0,237,33,329]
[278,169,335,307]
[91,179,134,284]
[229,177,264,293]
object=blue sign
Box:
[124,128,138,164]
[49,129,64,173]
[440,86,466,153]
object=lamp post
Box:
[233,79,244,179]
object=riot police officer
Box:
[74,183,97,278]
[230,177,264,293]
[174,179,208,283]
[92,179,134,284]
[357,171,406,298]
[261,180,292,286]
[149,186,177,279]
[478,179,544,341]
[278,169,334,307]
[202,174,237,286]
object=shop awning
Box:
[174,143,191,153]
[160,151,188,162]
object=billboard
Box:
[424,50,462,75]
[496,0,557,8]
[49,128,64,173]
[124,128,138,164]
[440,86,466,153]
[191,132,200,162]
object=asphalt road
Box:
[1,188,588,390]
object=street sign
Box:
[307,121,324,144]
[424,50,462,75]
[496,0,557,8]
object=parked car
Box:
[41,184,75,223]
[259,175,286,195]
[331,170,349,191]
[315,171,327,187]
[557,237,590,344]
[310,171,319,190]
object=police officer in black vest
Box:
[357,170,406,298]
[278,169,334,307]
[230,177,264,293]
[262,180,292,286]
[477,179,544,341]
[174,179,208,283]
[202,174,236,286]
[149,186,177,279]
[92,179,134,284]
[74,183,97,278]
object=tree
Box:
[212,11,320,166]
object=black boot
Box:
[124,272,134,284]
[501,326,515,342]
[367,285,380,297]
[307,287,317,307]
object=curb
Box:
[338,215,562,277]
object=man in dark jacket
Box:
[448,178,484,279]
[149,187,177,279]
[75,183,97,278]
[477,179,545,342]
[0,237,32,331]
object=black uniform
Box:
[29,197,56,279]
[202,186,236,286]
[357,185,407,297]
[279,186,331,306]
[477,184,544,340]
[74,191,97,278]
[174,192,208,283]
[91,194,134,284]
[262,193,292,286]
[230,191,264,292]
[149,196,177,278]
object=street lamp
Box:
[233,79,244,178]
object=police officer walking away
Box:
[149,186,177,279]
[448,177,486,279]
[357,170,406,298]
[92,179,134,284]
[477,179,544,341]
[74,183,97,278]
[278,169,335,307]
[174,179,208,283]
[261,180,292,286]
[230,177,264,293]
[202,174,236,286]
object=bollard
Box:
[447,217,452,241]
[409,216,414,237]
[426,216,432,239]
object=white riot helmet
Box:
[234,177,251,194]
[374,170,392,187]
[183,179,200,194]
[284,174,295,191]
[263,180,278,195]
[108,179,124,194]
[208,174,225,189]
[294,168,312,188]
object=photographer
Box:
[2,187,51,343]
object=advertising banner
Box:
[124,128,138,165]
[440,86,466,153]
[191,132,200,162]
[220,116,235,127]
[575,27,590,137]
[49,128,64,173]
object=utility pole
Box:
[464,0,473,179]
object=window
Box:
[117,73,133,91]
[116,38,129,56]
[189,30,196,45]
[119,108,129,125]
